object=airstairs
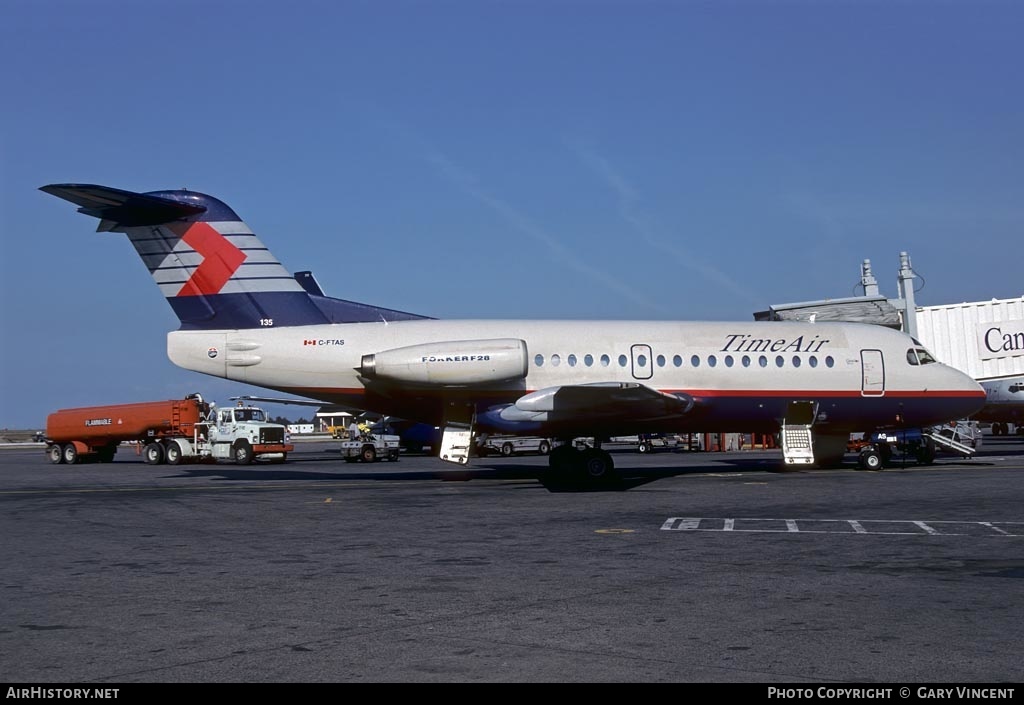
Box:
[781,401,817,466]
[924,423,978,459]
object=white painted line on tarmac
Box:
[661,517,1023,537]
[980,521,1011,536]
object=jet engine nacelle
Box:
[360,338,528,386]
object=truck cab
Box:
[204,404,291,464]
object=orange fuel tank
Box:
[46,395,209,461]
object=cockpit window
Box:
[906,348,937,366]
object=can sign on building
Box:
[978,320,1024,360]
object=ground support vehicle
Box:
[340,434,401,463]
[856,423,977,471]
[45,395,291,465]
[477,435,552,457]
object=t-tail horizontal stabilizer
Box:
[41,183,429,329]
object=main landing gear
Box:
[546,442,619,488]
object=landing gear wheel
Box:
[579,448,617,484]
[361,445,377,463]
[859,449,884,471]
[234,440,254,465]
[47,444,64,464]
[547,444,581,480]
[62,444,79,465]
[144,442,165,465]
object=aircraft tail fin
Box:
[41,184,428,329]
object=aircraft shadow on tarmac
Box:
[162,437,1022,492]
[165,457,753,493]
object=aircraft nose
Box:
[950,367,986,418]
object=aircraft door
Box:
[861,349,885,396]
[631,344,653,380]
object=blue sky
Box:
[2,0,1022,428]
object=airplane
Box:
[41,183,987,482]
[974,376,1024,435]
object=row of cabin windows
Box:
[533,353,837,369]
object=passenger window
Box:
[742,355,751,368]
[792,356,801,368]
[584,354,594,367]
[657,355,666,367]
[568,354,577,367]
[725,355,734,368]
[775,356,784,367]
[637,354,647,367]
[759,355,768,368]
[825,356,835,368]
[600,354,610,367]
[691,355,700,368]
[534,354,544,367]
[809,356,818,368]
[618,354,628,367]
[673,355,682,367]
[708,355,717,368]
[551,354,561,367]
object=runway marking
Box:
[661,517,1024,537]
[595,528,636,534]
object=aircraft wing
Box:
[493,382,694,424]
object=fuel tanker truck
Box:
[45,394,292,465]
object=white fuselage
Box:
[168,319,985,436]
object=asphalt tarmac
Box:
[2,437,1023,683]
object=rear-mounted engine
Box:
[360,339,528,386]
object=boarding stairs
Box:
[925,423,978,459]
[781,401,818,466]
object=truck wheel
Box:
[361,445,377,463]
[639,441,652,453]
[859,449,884,471]
[144,442,164,465]
[62,444,79,465]
[501,442,514,457]
[47,444,64,464]
[538,441,551,455]
[233,441,254,465]
[388,451,399,462]
[165,441,183,465]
